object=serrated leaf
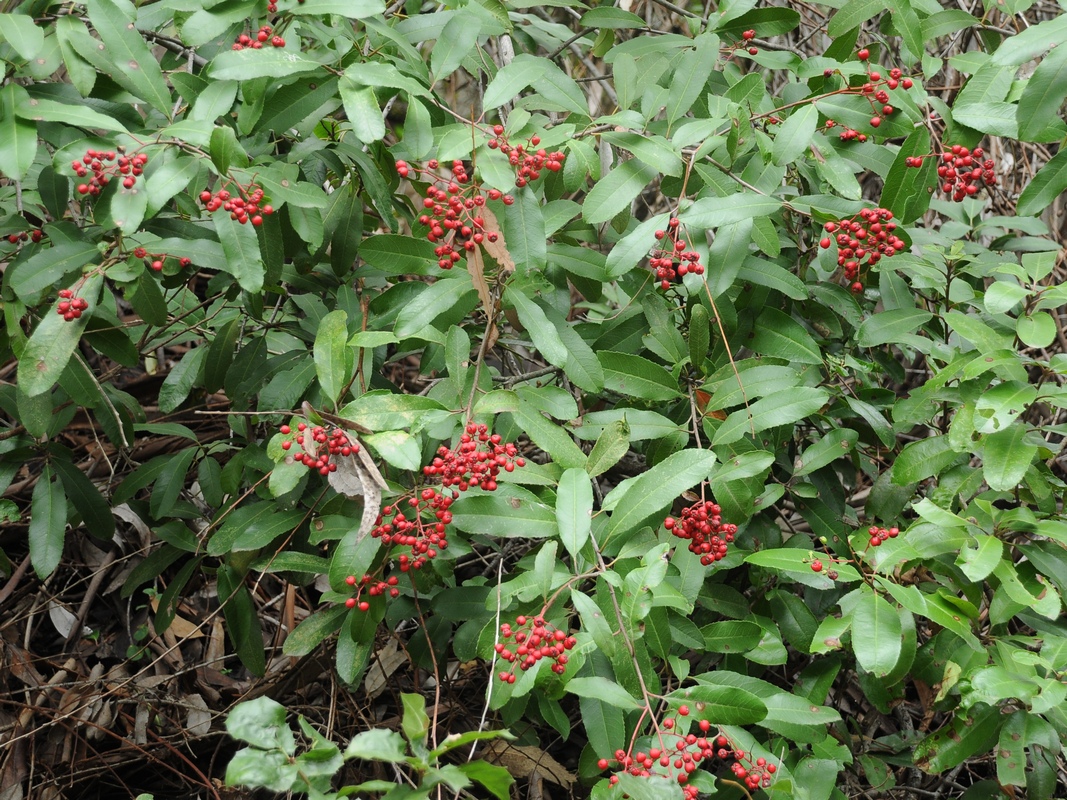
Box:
[0,84,38,180]
[599,351,682,400]
[668,684,769,724]
[86,0,172,115]
[9,240,98,301]
[750,308,822,364]
[431,13,481,82]
[313,310,350,405]
[828,0,888,38]
[680,193,782,228]
[213,212,264,292]
[1018,147,1067,216]
[605,449,716,539]
[982,425,1037,492]
[880,127,934,223]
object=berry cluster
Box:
[423,423,525,492]
[486,127,566,187]
[343,573,400,611]
[73,149,148,196]
[818,207,906,292]
[597,718,778,799]
[906,145,997,201]
[866,524,899,548]
[279,422,359,475]
[737,28,758,56]
[371,488,454,571]
[232,25,284,49]
[396,158,506,269]
[822,60,914,137]
[810,559,840,580]
[199,183,273,225]
[131,247,191,272]
[56,289,89,321]
[663,500,737,566]
[6,229,43,245]
[649,217,705,291]
[495,615,576,682]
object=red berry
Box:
[748,47,758,55]
[870,116,881,128]
[857,48,869,60]
[820,237,831,249]
[742,29,755,40]
[811,560,823,573]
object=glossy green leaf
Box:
[599,351,682,400]
[28,466,67,580]
[450,489,558,538]
[828,0,887,38]
[566,677,642,710]
[794,428,859,477]
[9,240,99,301]
[713,387,830,447]
[1017,44,1067,141]
[851,590,901,677]
[86,0,172,115]
[750,308,822,364]
[583,160,659,225]
[881,127,935,223]
[1017,147,1067,216]
[394,274,476,338]
[772,104,818,166]
[556,468,592,559]
[982,424,1037,492]
[0,84,37,180]
[605,449,716,539]
[585,420,630,478]
[313,310,350,406]
[431,13,481,82]
[891,435,960,485]
[513,400,587,469]
[483,55,587,116]
[667,684,768,725]
[681,193,782,229]
[1017,311,1056,348]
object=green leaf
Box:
[666,35,718,123]
[828,0,888,38]
[28,465,67,580]
[338,80,385,143]
[0,13,44,59]
[586,420,630,478]
[15,96,127,133]
[702,620,763,653]
[880,127,934,224]
[512,401,587,469]
[580,7,647,28]
[565,677,642,710]
[600,131,683,177]
[982,425,1037,492]
[750,308,822,364]
[360,234,438,274]
[9,240,99,301]
[1018,147,1067,216]
[503,187,547,274]
[582,160,659,225]
[990,13,1067,67]
[668,684,768,725]
[210,48,323,80]
[713,387,829,447]
[483,55,587,116]
[346,728,408,762]
[0,84,38,181]
[394,274,476,338]
[339,392,448,430]
[772,104,818,167]
[892,435,960,485]
[605,449,717,539]
[209,125,247,175]
[1017,40,1067,141]
[914,705,1001,773]
[431,13,482,82]
[458,761,514,800]
[363,430,421,471]
[613,773,683,800]
[213,212,264,293]
[292,0,385,16]
[225,697,295,752]
[401,693,430,747]
[680,193,782,229]
[794,428,859,477]
[856,308,933,348]
[86,0,172,115]
[204,318,241,395]
[313,310,350,406]
[952,101,1018,138]
[450,489,558,538]
[956,533,1003,583]
[851,590,902,677]
[599,351,682,401]
[282,604,348,657]
[556,468,592,559]
[1017,311,1056,348]
[18,274,102,398]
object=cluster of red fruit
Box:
[825,120,868,143]
[738,28,758,56]
[422,423,525,492]
[199,183,273,225]
[73,149,148,196]
[396,158,507,269]
[663,500,737,566]
[597,715,777,798]
[866,524,899,548]
[809,559,839,580]
[6,229,43,245]
[56,289,89,321]
[823,56,914,137]
[495,615,576,682]
[131,247,191,272]
[343,573,400,611]
[649,217,705,291]
[818,207,906,292]
[370,488,454,571]
[485,127,566,187]
[906,145,997,201]
[232,25,284,49]
[279,422,359,475]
